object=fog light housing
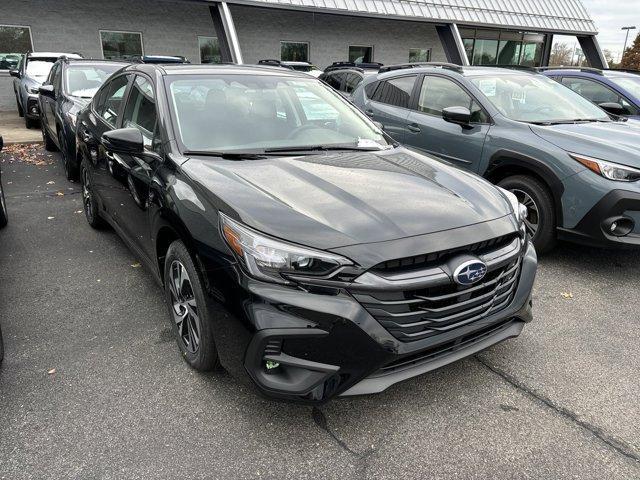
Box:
[602,216,634,237]
[30,106,39,115]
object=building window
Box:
[0,25,32,70]
[280,41,309,62]
[198,36,221,64]
[409,48,431,63]
[460,28,546,67]
[100,30,143,60]
[349,46,373,63]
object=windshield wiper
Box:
[183,150,269,160]
[528,118,608,126]
[263,144,384,154]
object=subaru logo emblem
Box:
[453,260,487,286]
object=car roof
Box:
[376,64,532,79]
[541,67,640,79]
[124,63,312,78]
[28,52,82,59]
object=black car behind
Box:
[39,58,124,180]
[75,63,536,403]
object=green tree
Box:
[620,33,640,69]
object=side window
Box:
[325,73,344,91]
[96,75,130,127]
[46,63,58,85]
[364,81,379,98]
[344,73,363,94]
[418,76,488,123]
[371,75,417,108]
[53,64,63,93]
[122,76,158,149]
[561,77,619,105]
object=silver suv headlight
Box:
[220,212,353,285]
[571,153,640,182]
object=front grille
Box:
[371,233,517,274]
[351,257,521,342]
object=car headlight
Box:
[571,153,640,182]
[498,187,528,225]
[220,213,353,285]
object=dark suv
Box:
[319,62,382,98]
[75,63,536,403]
[541,67,640,119]
[353,63,640,252]
[38,58,124,179]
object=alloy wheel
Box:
[169,260,201,354]
[511,188,539,237]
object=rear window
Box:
[370,75,417,108]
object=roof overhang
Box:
[189,0,598,35]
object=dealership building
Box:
[1,0,604,111]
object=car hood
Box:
[531,120,640,168]
[183,148,511,250]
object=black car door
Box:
[108,74,161,260]
[84,73,133,218]
[40,63,59,139]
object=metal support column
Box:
[577,35,608,69]
[541,34,553,67]
[436,24,469,66]
[209,2,243,64]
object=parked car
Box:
[353,62,640,252]
[10,52,82,128]
[75,63,536,403]
[0,133,6,363]
[257,59,323,77]
[541,67,640,119]
[38,58,125,180]
[0,53,22,70]
[319,62,382,98]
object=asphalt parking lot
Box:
[0,146,639,480]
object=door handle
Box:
[407,124,421,133]
[365,109,374,117]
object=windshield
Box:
[609,76,640,100]
[26,59,57,78]
[166,74,389,152]
[65,64,122,98]
[470,74,609,123]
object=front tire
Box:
[58,129,77,180]
[498,175,556,254]
[15,91,24,117]
[164,240,220,371]
[25,116,38,129]
[0,182,7,229]
[80,163,105,229]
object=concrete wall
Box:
[230,5,447,69]
[0,0,447,112]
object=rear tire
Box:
[80,163,106,229]
[498,175,556,254]
[164,240,221,372]
[15,92,24,117]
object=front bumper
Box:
[558,189,640,247]
[208,239,536,404]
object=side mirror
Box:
[373,121,385,131]
[39,84,55,99]
[442,106,472,126]
[598,102,626,116]
[102,128,144,155]
[9,69,20,78]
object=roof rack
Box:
[378,62,463,74]
[478,64,540,73]
[257,59,295,69]
[324,61,383,72]
[605,68,640,75]
[537,66,603,75]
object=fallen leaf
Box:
[56,191,65,196]
[47,216,55,220]
[131,263,141,268]
[47,368,56,375]
[75,210,83,214]
[46,181,55,185]
[561,292,574,299]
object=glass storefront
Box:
[460,28,546,67]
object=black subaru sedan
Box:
[75,63,536,403]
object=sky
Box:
[580,0,640,61]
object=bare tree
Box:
[549,43,573,66]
